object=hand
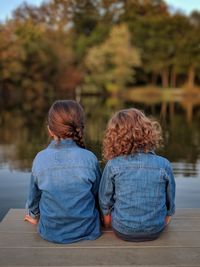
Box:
[165,216,171,225]
[24,214,38,225]
[103,215,111,228]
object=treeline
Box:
[0,0,200,106]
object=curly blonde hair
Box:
[103,108,162,161]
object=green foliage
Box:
[75,24,110,60]
[84,24,141,93]
[0,0,200,104]
[122,1,200,88]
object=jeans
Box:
[113,227,165,242]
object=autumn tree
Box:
[0,23,24,106]
[1,0,200,106]
[84,24,140,93]
[181,11,200,88]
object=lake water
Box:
[0,93,200,220]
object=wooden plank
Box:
[1,230,200,248]
[166,218,200,231]
[1,217,200,233]
[2,208,200,223]
[0,247,200,266]
[1,209,26,221]
[1,209,200,266]
[1,266,198,267]
[2,266,198,267]
[0,220,37,233]
[175,208,200,217]
[0,264,200,267]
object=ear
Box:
[47,126,59,141]
[47,125,54,137]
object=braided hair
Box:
[47,100,85,148]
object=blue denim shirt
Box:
[99,152,175,235]
[26,139,101,243]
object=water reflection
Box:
[0,94,200,177]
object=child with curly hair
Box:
[25,100,101,243]
[99,108,175,241]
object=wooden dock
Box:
[0,209,200,266]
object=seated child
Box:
[99,108,175,241]
[25,100,101,243]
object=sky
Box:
[0,0,43,21]
[0,0,200,21]
[166,0,200,14]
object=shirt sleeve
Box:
[91,160,102,196]
[26,172,41,219]
[98,162,115,215]
[165,162,176,216]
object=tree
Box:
[0,23,24,106]
[167,14,191,88]
[122,0,172,87]
[183,11,200,88]
[84,24,140,93]
[1,0,200,101]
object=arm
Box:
[165,216,171,225]
[25,172,41,224]
[24,214,38,225]
[91,160,102,197]
[165,162,176,218]
[91,160,102,220]
[98,162,115,227]
[103,214,112,228]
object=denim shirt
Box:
[99,152,175,235]
[26,139,101,244]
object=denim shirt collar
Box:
[132,150,156,156]
[148,150,156,155]
[48,139,77,149]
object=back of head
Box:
[47,100,85,148]
[103,108,162,161]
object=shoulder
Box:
[106,152,172,169]
[154,154,172,167]
[103,155,131,171]
[103,156,123,171]
[108,153,128,164]
[76,147,99,163]
[33,147,50,161]
[32,148,50,173]
[152,153,170,165]
[152,154,173,174]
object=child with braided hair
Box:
[25,100,101,243]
